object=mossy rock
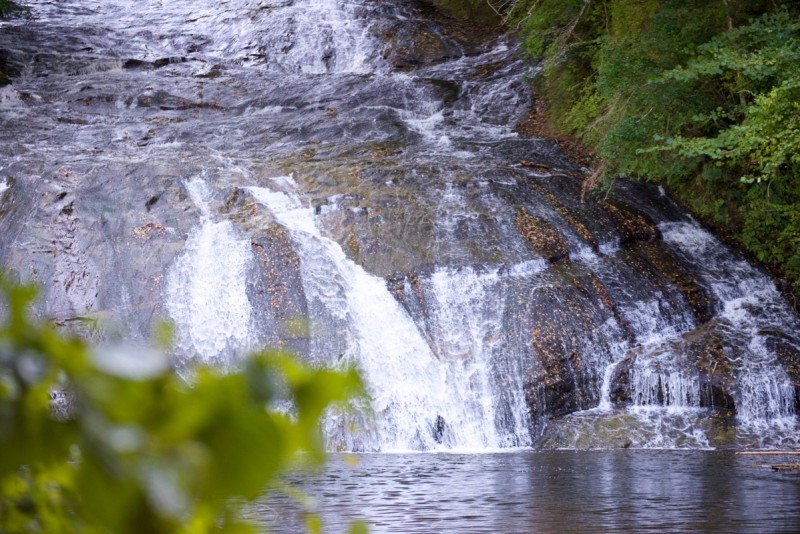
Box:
[0,0,24,17]
[380,24,461,71]
[0,50,13,87]
[427,78,461,104]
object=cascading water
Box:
[165,178,256,371]
[247,178,532,450]
[2,0,799,451]
[545,218,799,449]
[660,221,798,442]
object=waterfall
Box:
[422,264,540,447]
[661,221,797,425]
[169,0,382,73]
[165,178,256,371]
[247,178,532,451]
[573,245,699,414]
[549,219,798,448]
[2,0,799,452]
[630,363,701,409]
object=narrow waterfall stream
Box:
[1,0,799,452]
[165,178,256,370]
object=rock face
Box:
[1,0,799,450]
[379,0,500,71]
[516,208,569,263]
[523,271,614,418]
[224,188,310,355]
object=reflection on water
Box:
[252,451,800,533]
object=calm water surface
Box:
[252,451,800,533]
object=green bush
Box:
[0,0,24,17]
[0,276,364,533]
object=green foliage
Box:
[651,10,800,184]
[0,276,364,533]
[514,0,800,292]
[508,0,588,60]
[742,198,800,281]
[0,0,24,17]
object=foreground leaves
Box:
[0,276,363,533]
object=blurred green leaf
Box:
[0,273,366,532]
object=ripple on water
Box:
[252,451,800,533]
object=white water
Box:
[630,361,701,409]
[248,179,532,451]
[19,0,380,75]
[204,0,379,74]
[661,221,796,427]
[165,178,256,370]
[573,244,698,418]
[424,265,536,447]
[566,220,797,447]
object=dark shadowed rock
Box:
[523,266,621,422]
[687,321,737,416]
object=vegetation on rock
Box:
[0,0,22,16]
[0,0,25,86]
[430,0,501,24]
[439,0,800,297]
